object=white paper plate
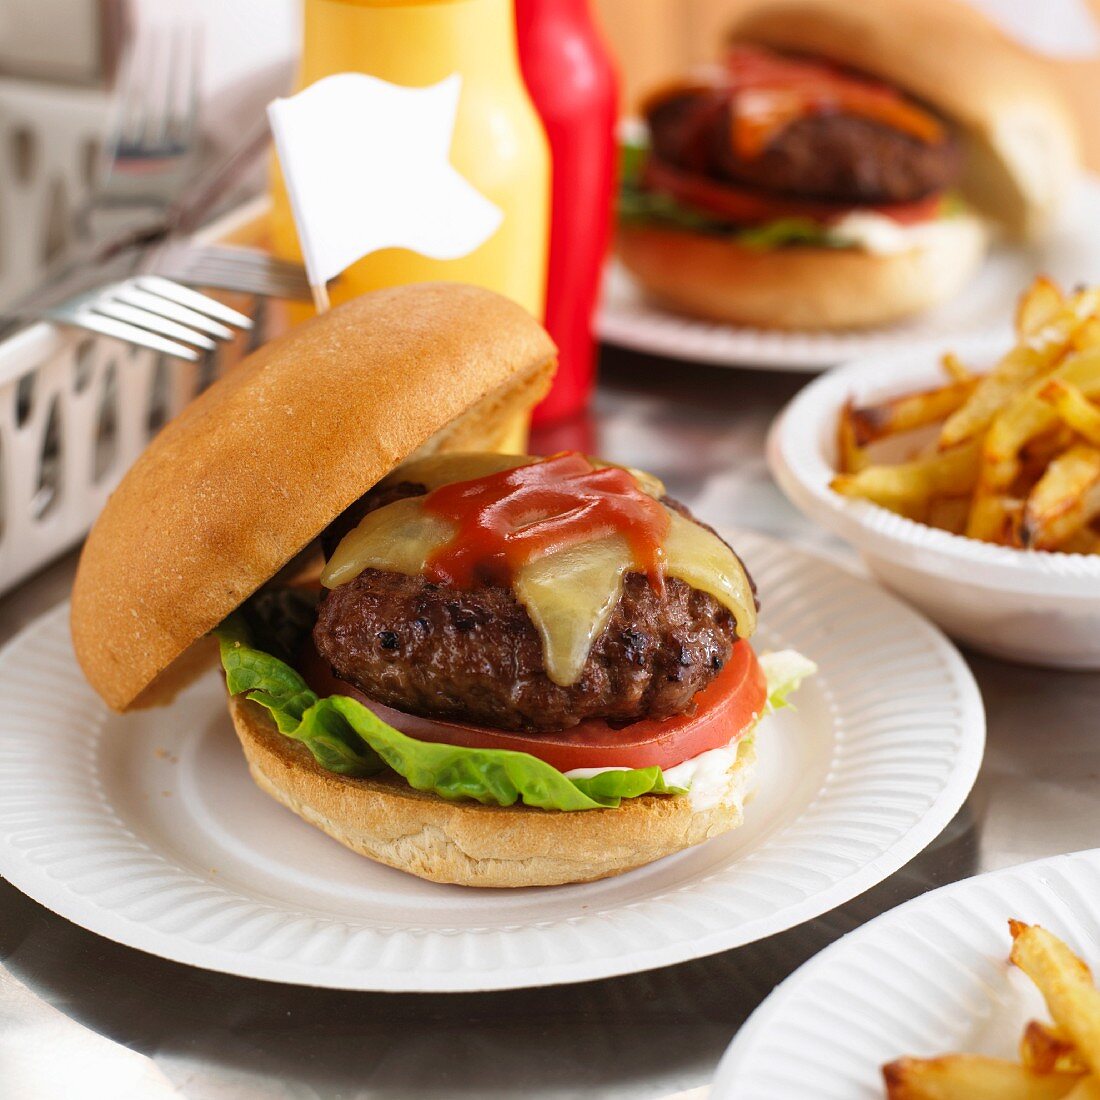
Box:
[597,177,1100,371]
[714,848,1100,1099]
[0,533,984,992]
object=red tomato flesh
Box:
[643,158,943,227]
[300,640,766,773]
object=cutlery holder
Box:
[0,201,272,596]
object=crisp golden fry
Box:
[1020,444,1100,549]
[1042,380,1100,447]
[966,348,1100,541]
[882,916,1100,1100]
[1072,318,1100,354]
[1056,528,1100,554]
[926,496,972,535]
[1064,1078,1100,1100]
[1020,426,1079,486]
[941,351,974,384]
[1016,275,1065,338]
[1022,1021,1089,1075]
[940,288,1100,449]
[883,1056,1083,1100]
[1010,922,1100,1076]
[981,347,1100,480]
[965,489,1020,542]
[831,443,980,521]
[834,278,1100,554]
[848,381,976,447]
[837,400,869,474]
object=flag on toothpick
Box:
[268,72,504,312]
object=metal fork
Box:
[86,24,201,223]
[153,242,313,300]
[46,275,251,361]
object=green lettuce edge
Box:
[218,616,814,813]
[617,136,961,249]
[218,616,683,812]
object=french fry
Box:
[1021,1021,1089,1075]
[833,279,1100,552]
[968,348,1100,537]
[1020,426,1079,486]
[926,496,972,535]
[1010,922,1100,1075]
[1064,1079,1100,1100]
[1020,444,1100,549]
[982,346,1100,479]
[1016,275,1065,338]
[837,400,869,474]
[941,351,975,384]
[831,442,980,521]
[940,288,1100,449]
[1041,380,1100,447]
[1072,318,1100,354]
[847,382,977,447]
[965,488,1019,542]
[883,1056,1083,1100]
[1055,528,1100,554]
[882,915,1100,1100]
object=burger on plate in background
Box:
[70,283,813,888]
[617,0,1079,331]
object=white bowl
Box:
[768,334,1100,669]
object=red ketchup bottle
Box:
[515,0,618,425]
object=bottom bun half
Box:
[229,695,757,888]
[617,214,987,330]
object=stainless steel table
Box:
[2,348,1097,1099]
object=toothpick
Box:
[310,281,331,314]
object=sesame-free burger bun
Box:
[71,283,556,712]
[618,212,987,330]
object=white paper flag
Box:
[268,72,504,298]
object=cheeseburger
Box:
[71,284,812,888]
[619,0,1078,330]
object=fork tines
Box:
[49,276,251,361]
[154,242,313,301]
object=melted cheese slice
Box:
[322,455,757,686]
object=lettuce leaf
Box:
[218,618,813,812]
[760,650,818,713]
[617,135,959,249]
[217,620,684,811]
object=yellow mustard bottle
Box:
[270,0,550,321]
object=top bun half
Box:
[71,283,556,711]
[728,0,1080,238]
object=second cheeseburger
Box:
[71,284,813,888]
[618,0,1078,330]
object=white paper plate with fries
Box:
[714,847,1100,1100]
[769,277,1100,669]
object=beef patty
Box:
[647,91,958,206]
[313,483,749,732]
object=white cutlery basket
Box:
[0,201,273,596]
[0,78,112,308]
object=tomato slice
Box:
[300,640,766,773]
[643,158,943,227]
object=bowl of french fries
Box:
[768,276,1100,668]
[885,920,1100,1100]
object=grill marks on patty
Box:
[312,481,747,732]
[314,569,739,733]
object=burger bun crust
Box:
[617,214,987,330]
